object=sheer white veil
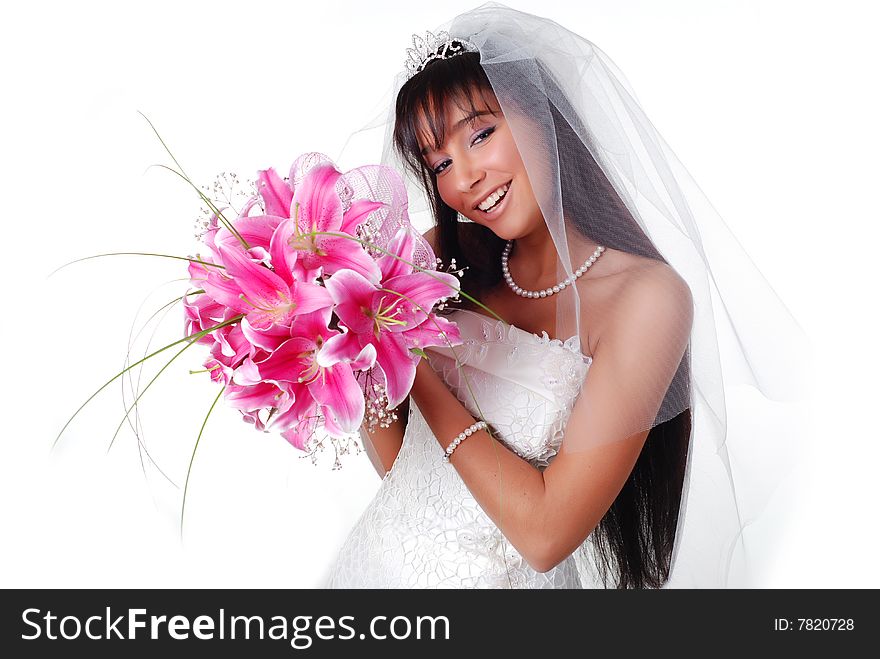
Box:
[338,1,811,587]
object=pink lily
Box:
[183,290,226,346]
[276,396,321,450]
[213,320,255,363]
[202,357,230,385]
[223,380,291,432]
[270,391,353,450]
[212,214,284,256]
[203,243,333,331]
[200,322,263,385]
[276,161,384,283]
[254,307,376,437]
[319,227,462,408]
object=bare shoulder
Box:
[578,247,693,353]
[624,258,692,312]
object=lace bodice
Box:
[323,309,605,588]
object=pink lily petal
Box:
[281,421,318,451]
[255,337,313,385]
[215,325,237,357]
[377,226,416,280]
[239,410,267,432]
[184,290,225,324]
[187,258,215,286]
[276,390,321,450]
[291,164,344,233]
[246,245,272,267]
[238,195,262,218]
[401,314,463,349]
[314,235,381,283]
[217,243,294,328]
[257,168,294,218]
[290,280,334,317]
[209,340,232,368]
[292,262,324,282]
[224,381,284,412]
[216,323,252,363]
[340,199,386,235]
[381,271,460,331]
[201,270,249,314]
[308,362,365,433]
[215,214,284,252]
[324,269,378,335]
[241,316,291,353]
[320,405,347,438]
[373,331,418,409]
[209,337,258,371]
[349,342,377,370]
[183,292,225,344]
[232,357,262,386]
[288,152,337,192]
[290,307,333,342]
[269,383,314,430]
[204,357,231,385]
[268,217,299,286]
[317,326,365,368]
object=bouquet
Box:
[183,151,464,454]
[54,120,475,512]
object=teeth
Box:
[478,183,510,211]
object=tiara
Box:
[404,30,478,80]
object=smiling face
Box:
[415,87,546,242]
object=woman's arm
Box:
[359,396,410,478]
[359,224,440,478]
[410,264,693,572]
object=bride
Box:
[324,2,805,588]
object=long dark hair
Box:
[392,50,692,589]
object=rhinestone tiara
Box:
[404,30,478,81]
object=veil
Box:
[336,2,811,587]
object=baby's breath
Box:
[358,369,400,433]
[432,256,465,311]
[193,171,258,240]
[300,427,364,471]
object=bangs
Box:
[415,85,499,155]
[394,52,499,175]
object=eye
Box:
[472,127,495,144]
[431,127,496,176]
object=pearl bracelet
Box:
[442,421,488,463]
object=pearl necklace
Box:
[501,240,606,298]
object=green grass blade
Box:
[52,313,244,452]
[106,338,196,454]
[123,288,193,488]
[136,111,250,250]
[180,385,225,541]
[48,253,223,278]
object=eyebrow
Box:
[420,109,496,157]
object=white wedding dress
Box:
[324,308,605,588]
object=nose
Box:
[453,158,485,196]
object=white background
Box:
[1,0,877,588]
